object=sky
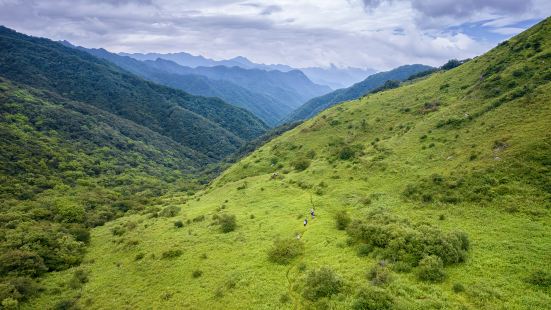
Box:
[0,0,549,70]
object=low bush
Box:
[159,206,180,218]
[217,214,237,233]
[192,215,205,223]
[267,238,304,264]
[192,270,203,278]
[161,249,183,259]
[417,255,446,282]
[292,158,311,171]
[302,267,343,301]
[367,262,392,286]
[526,269,551,287]
[335,210,351,230]
[352,286,394,310]
[174,220,184,228]
[346,210,469,266]
[452,282,465,293]
[68,269,89,289]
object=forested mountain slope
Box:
[0,26,268,159]
[24,17,551,309]
[286,64,433,122]
[77,47,295,126]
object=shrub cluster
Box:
[267,238,304,264]
[291,158,311,171]
[352,286,394,310]
[417,255,446,282]
[302,267,343,301]
[161,249,183,259]
[216,214,237,233]
[159,206,180,217]
[334,210,351,230]
[346,210,469,266]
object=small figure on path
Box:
[310,208,315,219]
[303,218,308,226]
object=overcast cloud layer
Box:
[0,0,549,70]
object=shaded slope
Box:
[0,26,267,159]
[79,48,290,126]
[25,18,551,309]
[286,64,433,122]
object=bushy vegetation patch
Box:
[159,206,180,217]
[366,261,393,286]
[417,255,446,282]
[216,214,237,233]
[334,210,351,230]
[352,286,394,310]
[291,158,311,171]
[526,269,551,287]
[267,238,304,264]
[346,210,469,267]
[302,267,343,301]
[161,249,183,259]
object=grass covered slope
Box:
[26,19,551,309]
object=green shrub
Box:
[135,253,145,261]
[192,215,205,222]
[53,299,75,310]
[110,226,125,236]
[417,255,446,282]
[367,262,392,286]
[453,282,465,293]
[357,244,373,257]
[192,270,203,278]
[292,158,311,171]
[218,214,237,233]
[174,220,184,228]
[0,250,47,277]
[302,267,343,301]
[279,293,291,304]
[1,297,18,309]
[159,205,180,218]
[352,286,394,310]
[527,269,551,287]
[346,210,469,266]
[68,269,89,289]
[161,249,183,259]
[267,238,304,264]
[335,210,351,230]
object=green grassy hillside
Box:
[286,64,433,123]
[22,18,551,309]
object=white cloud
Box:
[0,0,548,70]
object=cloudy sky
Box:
[0,0,549,70]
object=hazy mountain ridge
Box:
[121,51,375,89]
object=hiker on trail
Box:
[310,208,315,219]
[304,218,308,226]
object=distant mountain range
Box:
[285,64,434,122]
[121,51,375,89]
[70,44,330,126]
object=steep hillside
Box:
[0,26,268,159]
[287,64,433,122]
[22,18,551,309]
[78,48,294,126]
[0,77,214,306]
